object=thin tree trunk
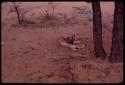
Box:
[13,2,21,24]
[109,1,123,62]
[92,2,106,59]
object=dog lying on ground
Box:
[58,34,84,51]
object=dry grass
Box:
[2,2,122,83]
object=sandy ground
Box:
[1,2,123,83]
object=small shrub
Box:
[12,2,31,25]
[24,19,36,24]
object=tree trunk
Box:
[13,2,21,24]
[109,1,123,63]
[92,2,106,59]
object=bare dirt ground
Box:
[1,2,123,83]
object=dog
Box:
[57,35,84,51]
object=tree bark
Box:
[109,1,123,63]
[92,2,106,59]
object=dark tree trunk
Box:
[109,1,123,63]
[92,2,106,59]
[13,2,21,24]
